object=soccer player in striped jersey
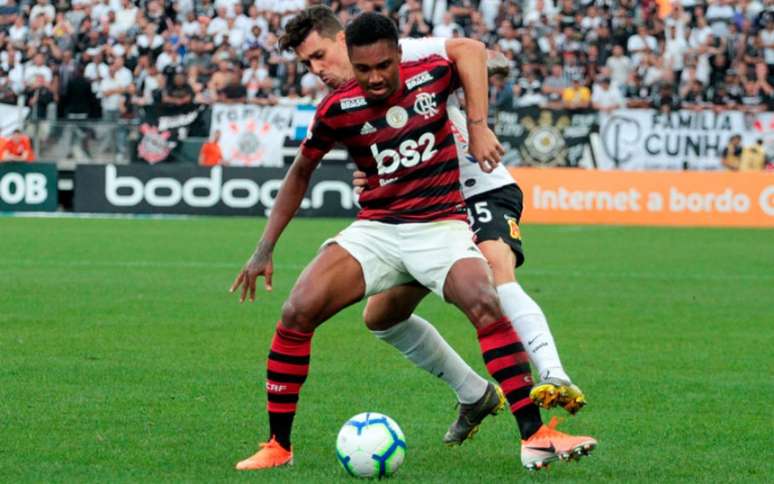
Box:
[286,1,587,452]
[285,6,587,429]
[230,11,596,472]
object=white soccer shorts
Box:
[321,219,486,299]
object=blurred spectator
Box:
[0,129,35,161]
[761,19,774,74]
[722,134,743,170]
[561,78,591,109]
[738,79,768,112]
[706,0,736,38]
[0,70,17,103]
[98,59,132,160]
[4,52,25,95]
[29,0,55,25]
[711,83,740,108]
[663,24,688,81]
[402,6,430,38]
[61,64,97,118]
[606,45,632,87]
[24,53,52,90]
[137,23,164,60]
[680,80,709,110]
[156,42,183,74]
[25,74,54,120]
[489,72,513,110]
[740,139,766,171]
[515,66,545,106]
[543,63,570,106]
[591,76,625,112]
[219,76,247,103]
[627,24,657,65]
[651,83,681,112]
[199,130,223,166]
[433,13,462,39]
[162,73,194,106]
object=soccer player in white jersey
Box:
[380,37,587,418]
[281,6,587,427]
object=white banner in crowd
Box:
[210,103,299,167]
[0,103,30,136]
[595,109,766,171]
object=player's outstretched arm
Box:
[445,38,505,172]
[230,153,319,303]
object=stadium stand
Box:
[0,0,772,165]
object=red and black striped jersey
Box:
[300,55,466,224]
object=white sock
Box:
[497,282,571,383]
[371,314,489,404]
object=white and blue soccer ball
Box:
[336,412,407,478]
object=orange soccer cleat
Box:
[520,417,597,471]
[235,437,294,470]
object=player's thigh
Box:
[443,257,503,329]
[401,220,484,298]
[398,221,502,327]
[283,243,366,332]
[363,283,430,331]
[466,185,525,283]
[324,220,413,297]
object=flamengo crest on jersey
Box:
[398,37,515,199]
[301,55,466,224]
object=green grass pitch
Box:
[1,216,772,483]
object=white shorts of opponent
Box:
[321,220,486,299]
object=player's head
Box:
[345,12,401,101]
[279,6,351,89]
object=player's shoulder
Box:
[400,54,450,72]
[315,79,362,120]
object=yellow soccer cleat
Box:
[529,379,587,415]
[235,437,294,470]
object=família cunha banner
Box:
[510,168,774,228]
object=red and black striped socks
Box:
[477,316,542,439]
[266,322,313,451]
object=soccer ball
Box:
[335,412,407,478]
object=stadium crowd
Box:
[0,0,773,123]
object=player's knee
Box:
[479,241,516,285]
[464,285,503,328]
[362,304,403,331]
[280,298,318,333]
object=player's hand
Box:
[230,242,274,303]
[468,123,505,173]
[352,170,368,195]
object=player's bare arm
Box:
[230,153,319,302]
[445,38,505,172]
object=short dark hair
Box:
[345,12,399,50]
[278,6,343,52]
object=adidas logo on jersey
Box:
[360,122,377,135]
